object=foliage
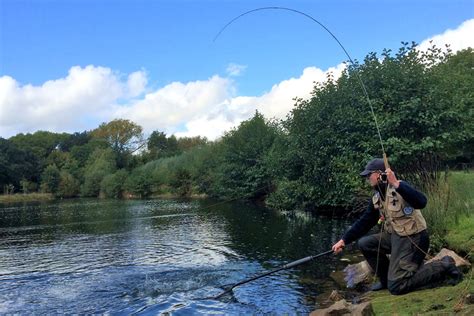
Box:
[208,111,278,200]
[170,168,192,197]
[58,131,91,152]
[40,164,61,194]
[147,131,179,159]
[9,131,69,168]
[57,170,81,198]
[92,119,144,168]
[272,44,473,209]
[177,136,208,152]
[124,168,153,198]
[81,148,116,197]
[0,138,39,191]
[100,169,128,198]
[1,44,472,210]
[70,138,109,167]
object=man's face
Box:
[367,171,381,187]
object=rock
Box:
[343,260,373,288]
[329,290,343,302]
[466,293,474,305]
[330,270,348,288]
[426,248,471,271]
[311,299,374,316]
[310,299,350,316]
[352,301,375,316]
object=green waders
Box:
[358,230,456,295]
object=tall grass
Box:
[0,192,54,203]
[422,171,473,252]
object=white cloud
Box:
[0,65,128,137]
[176,64,346,139]
[113,75,234,136]
[126,70,148,97]
[418,19,474,53]
[2,19,472,141]
[226,63,247,77]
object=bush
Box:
[81,148,116,197]
[57,170,80,198]
[40,164,61,194]
[124,169,153,198]
[100,169,128,198]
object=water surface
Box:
[0,198,350,314]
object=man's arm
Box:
[386,168,427,209]
[332,201,379,253]
[342,200,380,244]
[395,181,428,209]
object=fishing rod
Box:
[207,7,392,301]
[214,6,388,164]
[209,249,333,299]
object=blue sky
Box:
[1,0,473,139]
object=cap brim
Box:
[360,170,371,177]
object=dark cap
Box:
[360,158,385,177]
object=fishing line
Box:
[214,6,386,155]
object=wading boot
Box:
[369,281,387,291]
[441,256,463,285]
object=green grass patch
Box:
[422,171,474,254]
[0,193,54,204]
[446,215,474,260]
[370,272,474,315]
[444,171,474,259]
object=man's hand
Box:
[332,239,345,254]
[385,168,400,188]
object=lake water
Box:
[0,198,351,314]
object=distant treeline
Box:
[1,44,472,211]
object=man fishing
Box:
[332,158,462,295]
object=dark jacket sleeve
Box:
[395,181,428,209]
[342,200,379,244]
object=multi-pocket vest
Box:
[372,185,427,236]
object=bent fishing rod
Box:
[206,7,392,301]
[209,249,333,299]
[214,6,390,167]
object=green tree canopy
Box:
[92,119,144,168]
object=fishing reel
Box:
[378,172,388,183]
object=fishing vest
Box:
[372,184,427,236]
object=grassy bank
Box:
[0,193,54,203]
[369,275,474,315]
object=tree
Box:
[124,169,153,198]
[81,148,116,197]
[100,169,128,198]
[177,136,208,152]
[170,168,193,197]
[271,43,473,210]
[147,131,179,159]
[210,111,278,200]
[9,131,69,168]
[0,138,39,191]
[40,164,61,194]
[91,119,144,168]
[57,171,80,198]
[70,138,109,167]
[58,131,91,152]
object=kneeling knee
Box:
[357,238,369,251]
[388,281,405,295]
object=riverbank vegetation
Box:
[1,44,472,242]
